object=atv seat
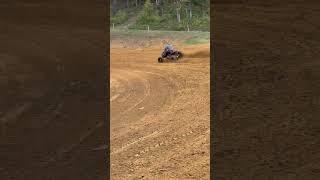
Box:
[163,49,174,58]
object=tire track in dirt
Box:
[110,44,210,179]
[110,67,176,147]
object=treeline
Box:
[110,0,210,31]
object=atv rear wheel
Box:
[176,51,183,59]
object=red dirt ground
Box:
[110,38,210,179]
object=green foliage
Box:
[111,0,210,31]
[136,0,161,26]
[189,16,210,31]
[111,10,128,25]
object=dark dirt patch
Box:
[213,1,320,179]
[0,1,107,179]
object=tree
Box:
[136,0,160,26]
[174,0,182,23]
[111,0,117,15]
[110,0,210,31]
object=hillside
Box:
[110,0,210,31]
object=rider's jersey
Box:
[164,44,173,52]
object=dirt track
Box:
[0,2,106,179]
[110,40,210,179]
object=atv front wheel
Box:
[158,57,163,63]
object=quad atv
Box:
[158,50,183,63]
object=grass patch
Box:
[111,29,210,46]
[184,37,209,45]
[183,33,210,45]
[111,29,209,38]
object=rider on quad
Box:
[158,40,183,63]
[163,40,174,58]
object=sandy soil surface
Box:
[0,1,107,179]
[213,1,320,179]
[110,38,210,179]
